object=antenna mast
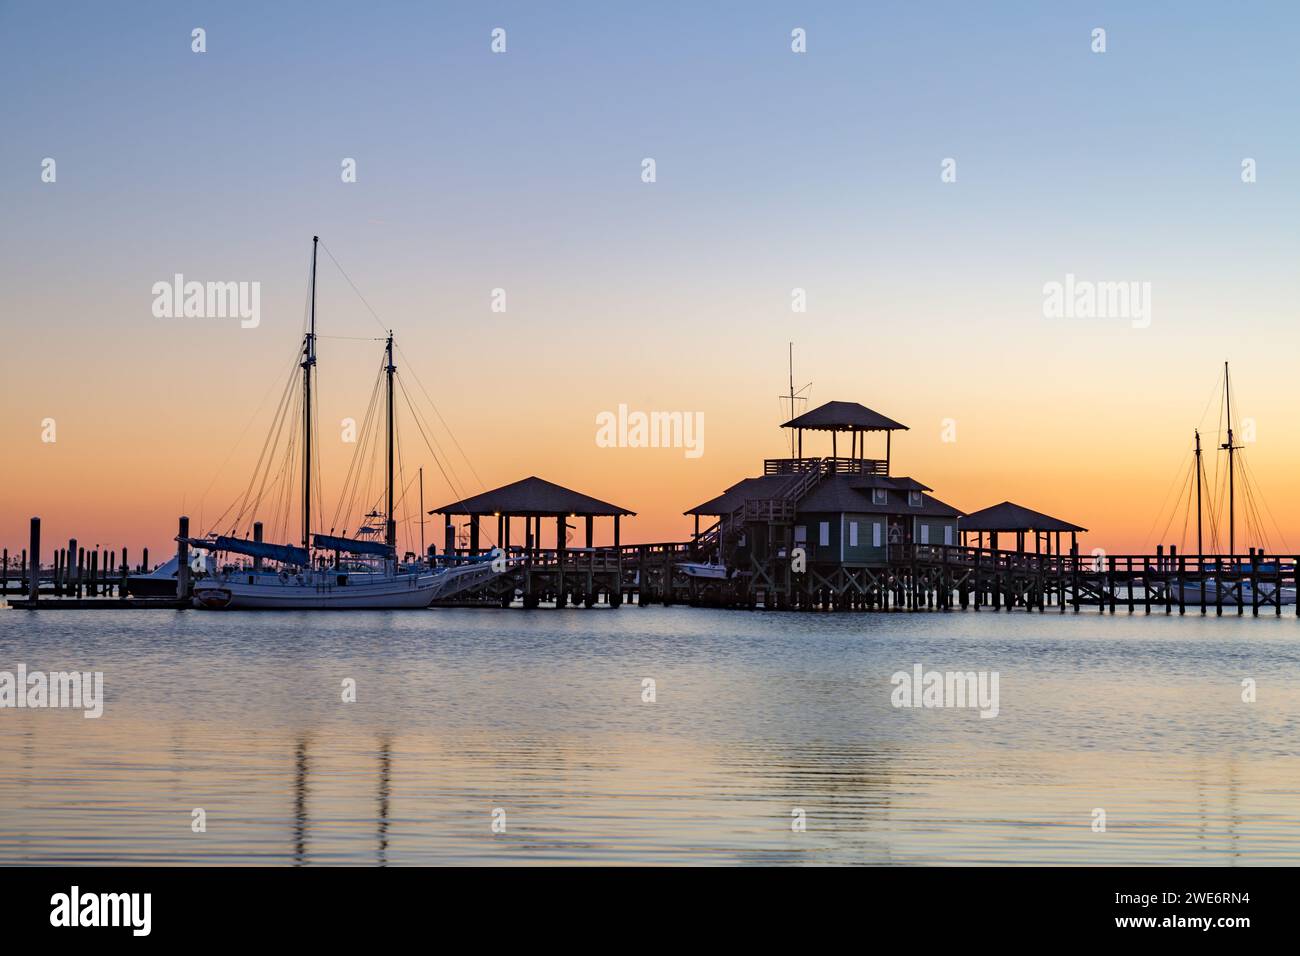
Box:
[788,343,795,456]
[780,343,812,457]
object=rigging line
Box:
[197,346,302,520]
[398,372,480,514]
[1238,455,1276,552]
[1152,454,1194,550]
[1236,470,1264,551]
[1239,455,1291,552]
[1212,364,1225,518]
[219,353,301,535]
[330,361,385,533]
[1140,442,1195,552]
[395,373,466,498]
[231,363,301,534]
[339,366,384,534]
[396,380,497,547]
[394,342,487,493]
[1192,371,1222,432]
[314,241,484,502]
[1178,467,1192,554]
[267,397,298,546]
[204,351,300,536]
[1203,459,1222,554]
[317,241,389,336]
[395,389,408,555]
[397,375,484,536]
[279,384,303,544]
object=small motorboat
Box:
[123,555,182,598]
[676,561,731,580]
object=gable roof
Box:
[959,501,1086,533]
[432,476,634,517]
[781,400,908,432]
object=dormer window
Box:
[872,488,888,505]
[908,491,923,507]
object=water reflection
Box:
[0,607,1298,865]
[293,736,308,866]
[377,737,391,866]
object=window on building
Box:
[920,524,930,544]
[872,488,888,505]
[794,525,806,544]
[909,490,923,507]
[819,521,830,547]
[872,522,882,548]
[944,526,953,546]
[849,521,858,546]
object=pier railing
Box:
[440,546,623,572]
[764,456,886,476]
[891,544,1297,577]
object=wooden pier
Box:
[416,539,1300,616]
[8,524,1299,616]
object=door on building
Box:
[887,517,911,545]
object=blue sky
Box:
[3,1,1299,551]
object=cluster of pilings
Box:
[2,515,190,607]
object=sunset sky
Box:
[3,2,1299,561]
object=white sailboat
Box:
[188,237,507,610]
[1168,363,1295,606]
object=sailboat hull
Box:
[191,560,511,610]
[1170,579,1297,607]
[193,573,443,610]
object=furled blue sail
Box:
[313,533,394,557]
[195,535,311,566]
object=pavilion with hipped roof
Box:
[778,400,909,475]
[431,475,634,558]
[959,501,1087,557]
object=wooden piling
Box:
[1133,555,1141,614]
[1165,546,1175,614]
[27,517,40,604]
[177,516,190,599]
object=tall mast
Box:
[1219,361,1239,556]
[302,235,319,552]
[1194,429,1203,559]
[385,332,396,551]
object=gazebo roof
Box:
[959,501,1086,533]
[432,476,635,517]
[781,400,908,432]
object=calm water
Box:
[1,606,1298,865]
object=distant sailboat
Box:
[187,237,506,609]
[1170,363,1295,606]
